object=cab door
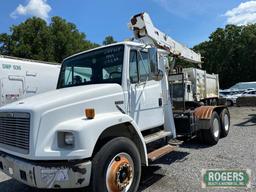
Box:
[128,49,164,131]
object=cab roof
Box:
[63,41,145,62]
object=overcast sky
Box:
[1,0,256,47]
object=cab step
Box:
[144,130,172,144]
[168,138,184,146]
[147,144,175,162]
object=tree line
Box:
[0,17,116,63]
[193,24,256,89]
[1,17,256,88]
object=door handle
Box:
[158,98,163,107]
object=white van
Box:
[0,55,60,106]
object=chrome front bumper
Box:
[0,152,91,189]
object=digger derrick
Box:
[128,12,201,63]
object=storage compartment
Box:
[174,112,198,136]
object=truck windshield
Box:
[57,45,124,89]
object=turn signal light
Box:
[85,108,95,119]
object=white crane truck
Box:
[0,13,230,191]
[0,55,60,106]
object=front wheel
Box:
[91,137,141,192]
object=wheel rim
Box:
[106,153,134,192]
[224,114,229,131]
[213,118,220,138]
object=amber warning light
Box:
[85,108,95,119]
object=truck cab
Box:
[57,42,172,132]
[0,42,177,191]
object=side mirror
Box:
[148,47,163,81]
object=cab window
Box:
[129,50,152,84]
[129,50,139,83]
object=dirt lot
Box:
[0,107,255,192]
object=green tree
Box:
[194,24,256,89]
[50,16,98,62]
[0,17,99,63]
[0,33,12,55]
[0,17,54,61]
[103,35,117,45]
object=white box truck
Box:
[0,13,230,191]
[0,55,60,106]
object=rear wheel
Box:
[220,108,230,137]
[91,137,141,192]
[203,112,221,145]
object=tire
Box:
[220,108,230,137]
[226,100,233,107]
[203,111,221,145]
[91,137,141,192]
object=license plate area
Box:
[0,155,35,186]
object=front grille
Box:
[0,112,30,154]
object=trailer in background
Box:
[169,67,220,107]
[0,55,60,106]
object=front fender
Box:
[35,112,147,162]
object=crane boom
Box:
[128,12,201,63]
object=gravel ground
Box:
[0,107,255,192]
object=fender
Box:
[194,106,226,119]
[35,112,148,165]
[194,105,227,130]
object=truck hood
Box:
[0,83,125,160]
[0,83,123,112]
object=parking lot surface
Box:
[0,107,255,192]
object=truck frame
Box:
[0,13,230,192]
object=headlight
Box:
[64,132,75,146]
